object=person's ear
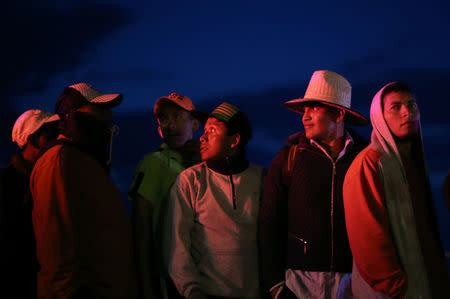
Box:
[230,133,241,149]
[336,109,345,123]
[158,126,164,139]
[192,118,200,132]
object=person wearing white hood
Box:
[343,82,449,298]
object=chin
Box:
[305,132,316,140]
[167,140,185,149]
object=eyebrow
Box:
[389,99,416,105]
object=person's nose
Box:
[200,132,207,143]
[164,117,176,130]
[302,108,311,122]
[400,104,411,118]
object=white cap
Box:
[12,109,60,148]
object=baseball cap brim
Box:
[154,98,208,123]
[283,98,369,126]
[44,114,60,123]
[90,93,123,107]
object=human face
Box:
[76,104,113,126]
[200,117,235,161]
[157,103,196,149]
[301,103,342,143]
[383,91,420,139]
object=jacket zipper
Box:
[288,232,308,255]
[230,174,236,209]
[330,162,336,272]
[295,146,337,270]
[226,157,237,209]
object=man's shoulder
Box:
[346,128,369,151]
[273,132,308,158]
[246,163,265,177]
[349,145,383,173]
[39,143,85,163]
[139,150,163,163]
[180,161,207,176]
[137,148,184,172]
[35,143,98,176]
[172,162,207,189]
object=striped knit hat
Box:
[210,102,252,144]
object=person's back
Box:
[31,83,137,298]
[31,143,136,298]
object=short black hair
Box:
[225,110,253,147]
[381,81,414,107]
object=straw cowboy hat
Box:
[283,70,369,126]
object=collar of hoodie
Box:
[206,154,249,175]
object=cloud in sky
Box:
[3,0,131,99]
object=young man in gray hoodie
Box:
[343,81,449,298]
[166,102,264,299]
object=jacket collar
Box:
[286,128,367,156]
[206,154,249,175]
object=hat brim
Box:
[90,94,123,108]
[154,99,209,124]
[43,114,60,123]
[283,98,369,126]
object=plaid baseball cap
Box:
[55,83,123,119]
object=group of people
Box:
[0,70,448,299]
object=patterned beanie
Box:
[210,102,252,145]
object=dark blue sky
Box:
[3,0,450,252]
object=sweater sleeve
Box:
[258,147,289,293]
[343,150,407,299]
[166,171,203,298]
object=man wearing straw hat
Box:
[259,70,369,298]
